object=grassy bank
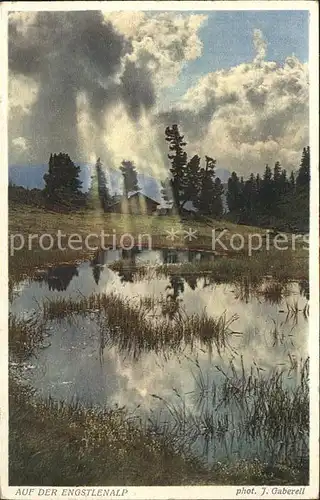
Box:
[109,249,308,282]
[9,203,308,288]
[9,378,210,486]
[8,203,252,281]
[9,373,308,486]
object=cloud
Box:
[157,40,309,175]
[104,12,207,89]
[12,136,29,152]
[9,14,308,179]
[9,11,206,168]
[253,28,267,65]
[9,11,130,163]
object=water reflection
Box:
[35,265,79,292]
[10,248,309,467]
[90,250,106,285]
[299,280,309,300]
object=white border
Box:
[0,2,318,499]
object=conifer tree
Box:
[120,160,140,197]
[197,156,217,215]
[183,155,202,209]
[165,125,187,213]
[296,146,310,190]
[43,153,82,207]
[227,172,242,213]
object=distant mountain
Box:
[9,164,230,204]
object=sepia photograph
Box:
[1,2,318,499]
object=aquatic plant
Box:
[150,357,309,471]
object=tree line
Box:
[226,147,310,230]
[160,125,309,230]
[9,124,310,230]
[35,153,141,212]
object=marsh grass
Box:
[259,281,290,304]
[285,299,301,323]
[42,293,237,356]
[109,249,308,283]
[9,368,308,486]
[9,377,212,486]
[150,357,309,480]
[9,313,47,361]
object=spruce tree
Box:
[165,125,187,213]
[212,177,224,218]
[260,164,273,217]
[197,156,217,216]
[227,172,242,214]
[43,153,82,208]
[289,171,295,191]
[183,155,202,209]
[296,146,310,190]
[160,177,173,205]
[120,160,140,197]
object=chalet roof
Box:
[109,190,160,207]
[157,201,197,212]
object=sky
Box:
[159,10,309,108]
[8,9,309,178]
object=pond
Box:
[10,247,309,466]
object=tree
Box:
[96,158,111,211]
[120,160,140,197]
[227,171,242,214]
[289,171,295,191]
[260,164,273,215]
[165,124,187,213]
[272,161,282,215]
[197,156,216,215]
[160,177,173,205]
[43,153,82,208]
[273,161,282,183]
[88,158,111,211]
[183,155,202,208]
[242,173,257,221]
[296,146,310,190]
[211,177,224,218]
[295,146,310,230]
[279,169,290,196]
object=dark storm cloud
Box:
[9,11,156,163]
[120,60,156,121]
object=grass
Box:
[41,292,237,356]
[9,313,47,362]
[149,357,309,484]
[109,248,308,283]
[9,359,309,486]
[8,297,309,486]
[9,203,267,240]
[9,202,308,284]
[9,378,211,486]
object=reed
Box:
[9,313,47,361]
[150,357,309,473]
[109,249,308,283]
[41,293,237,356]
[10,371,309,486]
